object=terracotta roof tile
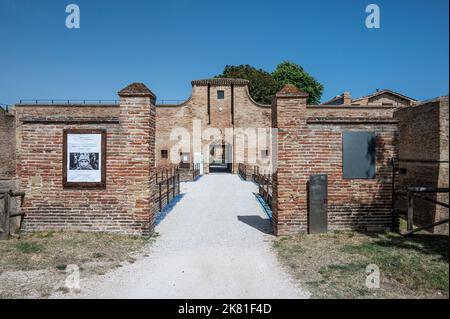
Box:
[276,84,309,97]
[118,83,156,98]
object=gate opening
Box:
[209,142,232,173]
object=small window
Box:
[161,150,168,159]
[217,90,224,99]
[261,149,269,158]
[343,131,376,179]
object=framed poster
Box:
[63,129,107,188]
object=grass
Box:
[272,224,449,299]
[0,231,152,298]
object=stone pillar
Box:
[118,83,156,236]
[272,84,309,236]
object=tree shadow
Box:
[237,215,273,235]
[357,231,449,262]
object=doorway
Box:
[209,142,232,173]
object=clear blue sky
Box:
[0,0,448,105]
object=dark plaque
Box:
[309,174,328,234]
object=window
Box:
[161,150,168,159]
[217,90,224,99]
[342,131,376,179]
[261,149,269,158]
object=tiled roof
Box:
[352,89,417,103]
[118,83,156,98]
[276,84,309,97]
[191,78,250,86]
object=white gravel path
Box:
[54,174,309,299]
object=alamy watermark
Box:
[365,264,380,289]
[366,4,381,29]
[64,264,81,293]
[65,4,80,29]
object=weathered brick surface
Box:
[155,79,271,173]
[0,109,16,179]
[6,78,442,237]
[273,85,398,235]
[394,96,449,234]
[13,84,156,236]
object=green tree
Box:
[216,65,278,105]
[272,61,324,105]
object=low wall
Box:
[394,96,449,234]
[272,85,399,235]
[13,83,157,236]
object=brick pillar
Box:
[118,83,156,236]
[343,92,352,105]
[272,84,309,235]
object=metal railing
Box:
[18,99,119,105]
[155,166,180,212]
[0,103,9,112]
[252,166,273,209]
[193,163,201,180]
[156,100,185,105]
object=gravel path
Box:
[55,174,309,299]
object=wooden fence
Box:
[155,166,180,212]
[0,190,25,240]
[396,187,449,235]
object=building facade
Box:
[0,79,448,236]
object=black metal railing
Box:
[193,163,201,180]
[155,166,180,212]
[18,99,119,105]
[156,100,185,105]
[0,103,9,112]
[252,166,273,209]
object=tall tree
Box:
[272,61,324,105]
[216,65,278,105]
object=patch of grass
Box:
[0,231,151,298]
[273,231,449,299]
[14,242,42,254]
[55,264,67,271]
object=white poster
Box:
[67,134,102,183]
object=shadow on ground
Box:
[361,232,449,262]
[237,215,273,235]
[154,194,185,226]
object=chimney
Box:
[343,92,352,105]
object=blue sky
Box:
[0,0,448,105]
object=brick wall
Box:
[273,85,399,235]
[14,83,156,236]
[394,96,449,234]
[155,79,272,173]
[0,109,15,179]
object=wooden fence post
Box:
[407,191,414,232]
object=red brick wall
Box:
[0,109,15,179]
[14,88,156,236]
[394,96,449,234]
[273,86,398,235]
[155,80,272,173]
